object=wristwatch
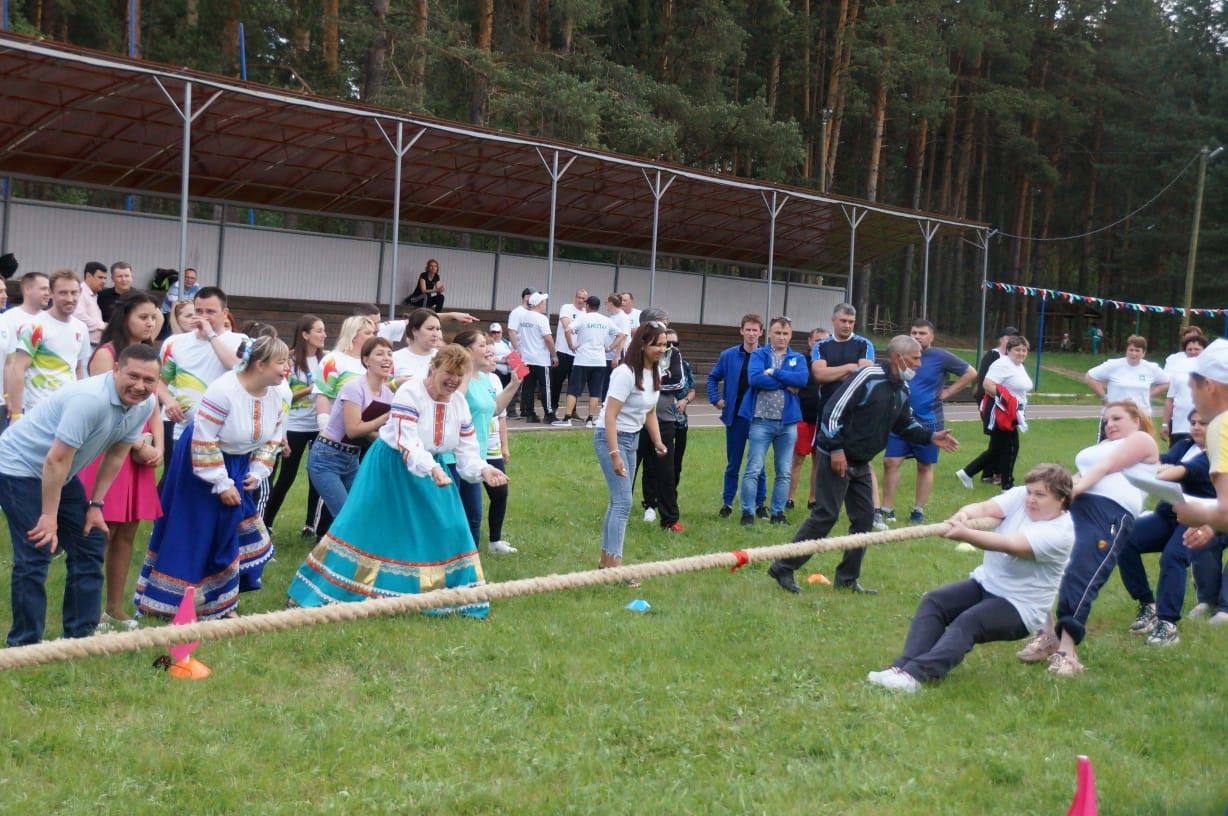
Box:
[87,500,105,510]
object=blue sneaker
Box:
[909,508,925,524]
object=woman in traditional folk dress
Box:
[288,345,509,617]
[133,336,289,619]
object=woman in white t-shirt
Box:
[392,308,442,387]
[1161,330,1205,447]
[1017,400,1159,676]
[593,323,669,583]
[867,464,1075,693]
[958,335,1033,491]
[1085,334,1168,439]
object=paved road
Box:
[509,401,1107,433]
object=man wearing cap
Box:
[1177,340,1228,572]
[550,288,587,424]
[515,291,556,422]
[971,326,1017,484]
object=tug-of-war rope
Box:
[0,518,995,672]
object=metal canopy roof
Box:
[0,33,986,273]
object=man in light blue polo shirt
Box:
[0,344,160,646]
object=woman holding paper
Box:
[1016,401,1159,675]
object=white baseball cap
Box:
[528,292,549,307]
[1195,337,1228,383]
[489,322,502,332]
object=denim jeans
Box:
[1,473,106,646]
[722,415,766,509]
[742,418,797,515]
[594,428,639,558]
[307,439,361,518]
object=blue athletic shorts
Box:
[885,418,941,465]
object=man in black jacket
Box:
[768,335,959,594]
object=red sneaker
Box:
[665,522,686,533]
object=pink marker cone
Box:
[168,586,200,664]
[1066,755,1098,816]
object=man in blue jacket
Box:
[739,317,810,525]
[767,335,960,594]
[707,314,767,518]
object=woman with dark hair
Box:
[134,335,290,619]
[453,328,521,552]
[306,336,394,523]
[78,293,164,631]
[867,464,1075,692]
[263,314,327,536]
[1016,400,1159,675]
[392,308,443,387]
[406,258,445,312]
[593,322,669,582]
[958,335,1033,491]
[289,345,508,616]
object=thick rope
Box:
[0,517,994,671]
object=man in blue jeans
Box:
[739,317,809,525]
[707,313,767,519]
[0,344,160,646]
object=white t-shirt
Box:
[597,365,659,433]
[506,305,529,343]
[392,347,435,385]
[1,307,38,356]
[15,311,91,410]
[377,319,407,345]
[485,372,506,459]
[607,310,631,361]
[1087,357,1167,414]
[1074,437,1152,517]
[514,309,552,366]
[555,303,583,357]
[972,487,1075,633]
[286,356,322,433]
[624,308,641,332]
[985,357,1033,408]
[159,330,250,436]
[1164,352,1198,434]
[572,312,620,367]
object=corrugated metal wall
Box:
[0,200,845,328]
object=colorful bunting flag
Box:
[983,281,1226,317]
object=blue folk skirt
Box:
[287,439,488,618]
[133,425,273,619]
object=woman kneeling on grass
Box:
[867,464,1075,693]
[288,345,508,618]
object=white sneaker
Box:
[643,507,657,523]
[1189,602,1213,619]
[585,418,597,428]
[488,540,518,554]
[866,667,920,693]
[550,417,572,427]
[1209,611,1228,625]
[955,469,974,490]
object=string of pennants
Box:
[984,281,1227,318]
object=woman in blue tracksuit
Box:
[738,317,810,525]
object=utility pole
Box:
[1182,145,1223,331]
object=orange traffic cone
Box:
[1066,755,1098,816]
[167,586,210,681]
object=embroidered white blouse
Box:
[192,371,288,494]
[379,378,486,481]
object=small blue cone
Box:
[625,599,651,613]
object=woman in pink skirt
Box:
[78,292,165,631]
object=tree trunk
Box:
[824,0,860,187]
[898,116,928,322]
[409,0,429,107]
[364,0,391,103]
[323,0,340,75]
[800,0,812,178]
[471,0,495,124]
[658,0,674,79]
[1076,115,1101,350]
[536,0,550,49]
[767,43,781,118]
[186,0,199,28]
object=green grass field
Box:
[1,419,1225,814]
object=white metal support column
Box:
[641,169,677,305]
[761,191,789,320]
[535,148,577,302]
[153,78,222,279]
[375,121,427,319]
[840,205,866,304]
[917,220,940,319]
[973,228,996,355]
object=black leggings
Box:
[263,430,319,530]
[963,428,1020,488]
[484,457,508,542]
